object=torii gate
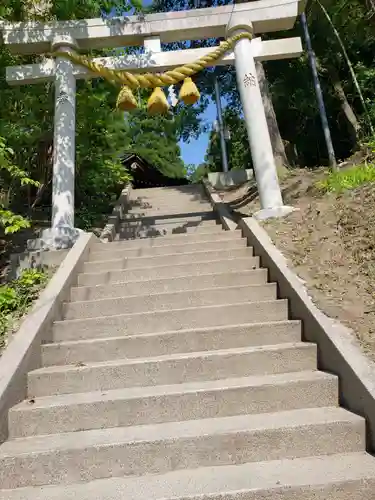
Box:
[1,0,306,249]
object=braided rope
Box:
[53,31,252,89]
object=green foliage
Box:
[76,159,131,230]
[74,80,133,229]
[0,1,137,235]
[1,1,194,237]
[0,268,49,347]
[0,135,38,234]
[14,268,48,299]
[0,211,31,234]
[186,163,208,183]
[317,164,375,193]
[205,109,252,173]
[0,287,18,314]
[174,0,375,168]
[266,0,375,164]
[124,109,187,178]
[0,137,39,189]
[366,137,375,156]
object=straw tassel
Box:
[179,77,200,105]
[147,87,169,114]
[116,85,138,111]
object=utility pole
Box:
[300,11,337,170]
[214,75,229,173]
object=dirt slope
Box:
[226,169,375,361]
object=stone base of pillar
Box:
[253,205,297,221]
[27,226,84,251]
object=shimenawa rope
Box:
[53,30,252,113]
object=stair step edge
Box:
[42,320,302,349]
[0,406,362,457]
[1,453,374,499]
[11,370,336,410]
[78,256,260,279]
[54,298,287,326]
[33,342,315,373]
[65,283,275,306]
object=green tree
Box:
[187,163,208,183]
[1,0,204,233]
[0,136,39,234]
[0,0,137,230]
[124,109,187,178]
[205,109,251,172]
[265,0,375,164]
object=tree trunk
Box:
[255,61,290,175]
[363,0,375,23]
[327,65,361,149]
[316,0,374,134]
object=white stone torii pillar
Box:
[44,34,80,249]
[228,18,293,219]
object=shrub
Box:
[0,268,49,350]
[316,164,375,193]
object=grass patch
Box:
[316,163,375,193]
[0,268,50,352]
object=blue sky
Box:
[180,100,216,166]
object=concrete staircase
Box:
[1,184,375,499]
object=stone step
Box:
[116,224,225,240]
[127,204,212,213]
[116,220,219,239]
[121,212,216,223]
[123,210,214,220]
[42,321,302,367]
[130,190,208,198]
[77,257,258,286]
[29,342,316,397]
[133,190,207,196]
[88,238,246,263]
[117,220,218,237]
[119,219,217,230]
[71,269,268,302]
[130,192,208,200]
[132,189,208,195]
[83,247,253,274]
[52,299,288,341]
[133,185,205,194]
[131,194,207,202]
[129,199,210,207]
[9,371,338,438]
[91,230,239,252]
[0,408,364,489]
[127,202,211,211]
[131,195,208,203]
[123,207,214,217]
[64,283,277,320]
[2,452,374,500]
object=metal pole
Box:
[300,11,337,169]
[214,75,229,173]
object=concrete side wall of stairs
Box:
[0,184,375,499]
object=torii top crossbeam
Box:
[2,0,306,54]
